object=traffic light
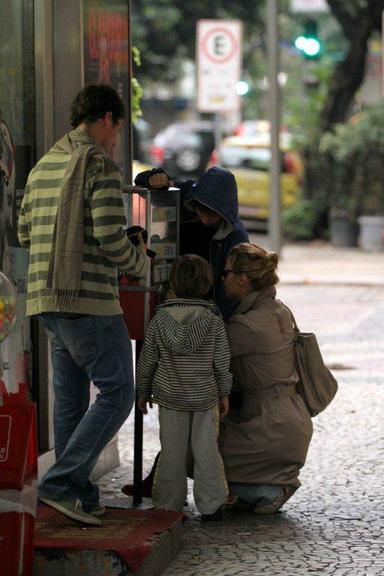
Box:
[294,19,321,59]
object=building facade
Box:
[0,0,132,477]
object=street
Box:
[99,245,384,575]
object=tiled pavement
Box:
[99,246,384,575]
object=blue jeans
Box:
[228,482,282,505]
[38,313,134,509]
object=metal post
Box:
[132,189,152,506]
[382,10,384,97]
[214,113,222,158]
[267,0,282,254]
[132,340,144,506]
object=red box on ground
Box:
[0,400,37,491]
[0,384,38,576]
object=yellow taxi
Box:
[214,133,303,222]
[132,159,151,182]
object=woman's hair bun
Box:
[266,251,279,268]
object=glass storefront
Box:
[1,1,131,474]
[0,0,35,396]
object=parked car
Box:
[149,121,215,178]
[234,120,294,154]
[132,159,151,182]
[214,135,303,224]
[132,119,151,164]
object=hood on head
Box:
[156,307,215,354]
[185,166,239,224]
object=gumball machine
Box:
[119,185,180,504]
[119,185,180,339]
[0,271,37,576]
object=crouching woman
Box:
[219,243,313,514]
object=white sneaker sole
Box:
[90,505,106,517]
[39,497,102,526]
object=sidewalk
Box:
[252,238,384,286]
[97,242,384,576]
[279,242,384,286]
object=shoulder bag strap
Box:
[276,300,300,333]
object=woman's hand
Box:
[219,396,229,420]
[138,397,153,415]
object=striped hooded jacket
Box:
[18,129,147,316]
[136,299,232,411]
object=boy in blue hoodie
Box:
[134,166,249,320]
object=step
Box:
[34,504,183,576]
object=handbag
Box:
[283,303,338,417]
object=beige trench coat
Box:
[219,287,313,489]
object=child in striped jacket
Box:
[137,254,232,520]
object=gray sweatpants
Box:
[153,406,228,515]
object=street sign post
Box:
[196,19,242,113]
[267,0,282,255]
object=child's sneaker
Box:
[225,495,251,512]
[200,508,223,522]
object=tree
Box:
[131,0,269,85]
[321,0,384,132]
[131,1,384,239]
[132,0,384,131]
[292,0,384,238]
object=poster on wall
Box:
[0,1,34,394]
[82,0,131,180]
[0,115,15,269]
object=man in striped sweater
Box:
[136,255,232,520]
[17,84,147,526]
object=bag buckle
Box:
[273,385,281,399]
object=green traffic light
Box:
[294,18,321,58]
[295,35,321,58]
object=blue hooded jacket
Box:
[135,167,249,319]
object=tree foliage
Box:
[132,0,384,131]
[293,0,384,237]
[131,0,270,85]
[321,0,384,131]
[320,102,384,218]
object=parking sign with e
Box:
[197,20,242,112]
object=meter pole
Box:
[132,190,152,506]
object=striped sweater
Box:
[136,299,232,411]
[17,130,147,316]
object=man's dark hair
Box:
[70,84,125,128]
[170,254,213,299]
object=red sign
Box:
[0,415,11,462]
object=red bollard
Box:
[0,383,38,576]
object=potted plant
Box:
[356,152,384,251]
[329,203,359,248]
[321,128,360,247]
[321,103,384,250]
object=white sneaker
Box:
[39,496,102,526]
[89,504,106,517]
